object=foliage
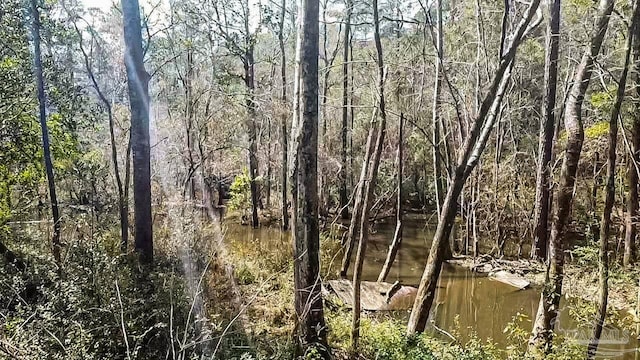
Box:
[0,230,201,360]
[228,169,253,214]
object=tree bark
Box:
[588,2,638,357]
[339,0,352,220]
[529,0,614,353]
[122,0,153,264]
[291,0,328,355]
[32,0,61,266]
[625,5,640,267]
[279,0,289,230]
[378,113,403,282]
[531,0,560,261]
[432,0,445,219]
[244,1,260,228]
[407,0,542,334]
[351,0,387,352]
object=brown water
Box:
[224,218,640,359]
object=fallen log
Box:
[324,279,417,311]
[488,270,530,289]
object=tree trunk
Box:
[340,121,376,277]
[291,0,328,355]
[433,0,445,219]
[32,0,61,265]
[279,0,289,230]
[625,7,640,267]
[531,0,560,261]
[407,0,541,334]
[378,113,403,282]
[339,0,352,220]
[351,0,387,351]
[122,0,153,264]
[244,12,260,228]
[588,2,638,357]
[529,0,614,353]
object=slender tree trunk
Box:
[529,0,614,353]
[31,0,61,265]
[433,0,445,219]
[378,113,403,282]
[407,0,541,334]
[625,8,640,267]
[279,0,289,230]
[291,0,328,354]
[245,36,260,228]
[340,121,376,277]
[266,116,272,208]
[351,0,387,351]
[532,0,560,261]
[339,0,352,219]
[122,0,153,264]
[588,3,638,356]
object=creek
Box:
[224,217,639,359]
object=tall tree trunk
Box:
[528,0,614,353]
[378,113,404,282]
[122,0,153,264]
[351,0,387,351]
[588,2,638,356]
[433,0,445,219]
[31,0,61,265]
[339,0,352,219]
[279,0,289,230]
[244,6,260,228]
[625,7,640,267]
[407,0,541,334]
[291,0,328,355]
[532,0,560,261]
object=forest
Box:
[3,0,640,358]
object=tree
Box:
[339,0,352,220]
[31,0,61,266]
[587,2,639,357]
[626,4,640,268]
[279,0,290,230]
[351,0,387,351]
[531,0,561,261]
[122,0,153,264]
[529,0,615,353]
[407,0,542,334]
[290,0,328,355]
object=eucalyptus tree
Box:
[122,0,153,263]
[31,0,62,265]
